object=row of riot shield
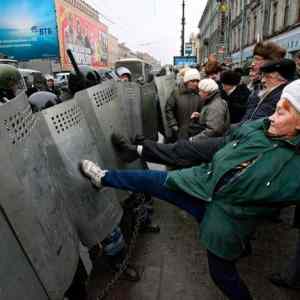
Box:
[0,78,163,300]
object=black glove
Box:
[111,133,139,163]
[188,119,206,138]
[132,134,146,145]
[171,125,179,139]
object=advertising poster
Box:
[56,0,108,69]
[0,0,59,60]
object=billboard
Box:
[0,1,59,60]
[56,0,108,69]
[173,56,197,67]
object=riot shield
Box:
[140,82,159,141]
[0,92,78,300]
[38,98,123,248]
[116,81,143,140]
[0,208,49,300]
[75,81,145,201]
[154,74,176,139]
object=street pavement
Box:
[88,198,300,300]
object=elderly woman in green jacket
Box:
[80,79,300,300]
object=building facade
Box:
[198,0,300,65]
[107,33,119,68]
[0,0,160,73]
[198,0,225,63]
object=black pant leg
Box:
[293,205,300,228]
[142,137,225,168]
[207,251,253,300]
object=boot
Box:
[111,133,139,163]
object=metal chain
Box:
[96,194,146,300]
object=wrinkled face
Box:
[250,55,265,82]
[268,99,300,138]
[185,79,199,91]
[261,71,285,90]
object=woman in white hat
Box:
[188,78,230,140]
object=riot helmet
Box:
[28,91,60,112]
[0,64,24,101]
[115,66,132,82]
[68,65,101,95]
[45,74,54,81]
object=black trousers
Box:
[141,136,225,168]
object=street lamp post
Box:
[240,0,246,65]
[181,0,186,56]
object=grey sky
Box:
[86,0,208,64]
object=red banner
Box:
[56,0,108,69]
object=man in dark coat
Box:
[220,70,250,123]
[241,58,294,122]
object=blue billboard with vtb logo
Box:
[0,0,59,60]
[173,56,197,66]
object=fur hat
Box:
[183,68,200,83]
[253,41,286,61]
[220,70,241,86]
[281,79,300,113]
[205,61,223,76]
[260,59,296,82]
[198,78,219,93]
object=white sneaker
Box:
[80,160,107,188]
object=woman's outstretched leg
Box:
[80,160,206,222]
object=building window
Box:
[272,1,278,34]
[284,0,290,27]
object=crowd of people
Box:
[1,40,300,299]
